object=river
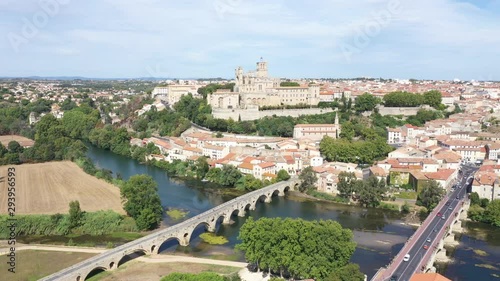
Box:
[86,146,500,280]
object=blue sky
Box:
[1,0,499,80]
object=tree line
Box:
[382,90,443,109]
[468,193,500,227]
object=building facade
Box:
[207,58,321,110]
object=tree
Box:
[298,166,317,192]
[416,181,445,212]
[276,169,290,182]
[423,90,442,109]
[68,200,83,229]
[354,93,379,112]
[121,175,163,230]
[470,192,480,205]
[280,81,300,87]
[237,217,357,280]
[325,263,365,281]
[483,200,500,227]
[7,140,23,153]
[195,156,209,179]
[337,172,357,198]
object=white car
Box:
[403,254,410,262]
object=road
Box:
[390,164,477,281]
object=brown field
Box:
[0,135,35,148]
[0,161,125,215]
[95,261,240,281]
[0,250,96,281]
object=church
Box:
[207,58,321,110]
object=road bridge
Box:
[371,165,477,281]
[40,178,300,281]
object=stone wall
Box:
[212,107,335,121]
[377,105,432,116]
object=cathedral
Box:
[207,59,320,110]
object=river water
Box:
[87,146,500,280]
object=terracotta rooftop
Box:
[410,273,451,281]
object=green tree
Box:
[483,199,500,227]
[121,175,163,230]
[354,93,380,112]
[7,141,23,153]
[325,263,365,281]
[68,200,83,229]
[298,166,317,192]
[280,81,300,87]
[470,192,480,205]
[237,217,356,280]
[218,165,243,186]
[423,90,442,109]
[416,180,445,212]
[276,169,290,182]
[195,156,210,179]
[337,172,357,199]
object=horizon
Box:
[1,1,500,80]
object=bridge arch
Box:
[155,236,182,254]
[83,266,107,280]
[117,249,148,268]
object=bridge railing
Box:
[415,198,465,274]
[40,178,298,281]
[371,184,455,281]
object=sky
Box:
[1,0,500,80]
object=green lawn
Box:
[395,191,417,200]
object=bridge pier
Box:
[264,196,272,203]
[452,220,463,233]
[223,215,233,224]
[237,208,246,217]
[278,189,285,196]
[435,248,448,262]
[444,233,458,245]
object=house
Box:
[369,166,388,182]
[253,162,276,180]
[293,123,340,141]
[433,151,462,169]
[309,156,324,167]
[410,272,451,281]
[452,147,486,163]
[486,143,500,163]
[387,127,404,144]
[471,171,500,201]
[202,144,230,160]
[424,169,457,190]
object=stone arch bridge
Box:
[40,178,300,281]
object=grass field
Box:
[92,261,240,281]
[0,135,34,148]
[0,250,96,281]
[0,161,125,215]
[395,191,418,200]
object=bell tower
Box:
[256,57,268,78]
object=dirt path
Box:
[0,245,247,268]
